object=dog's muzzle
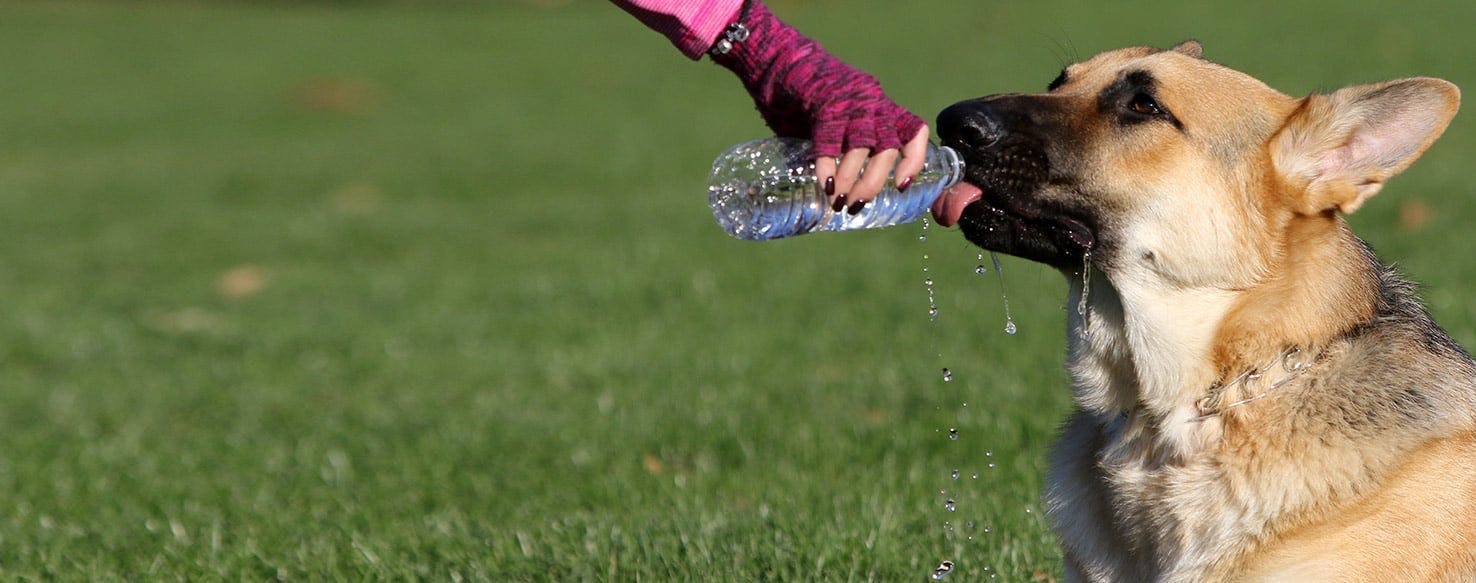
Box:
[934,96,1095,268]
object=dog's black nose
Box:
[937,100,1005,150]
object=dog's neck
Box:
[1066,213,1378,456]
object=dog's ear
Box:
[1273,78,1460,214]
[1168,40,1202,59]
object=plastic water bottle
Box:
[707,138,964,241]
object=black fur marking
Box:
[1049,68,1068,92]
[1097,70,1184,131]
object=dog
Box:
[930,41,1470,581]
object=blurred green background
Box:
[0,0,1471,579]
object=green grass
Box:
[0,0,1472,579]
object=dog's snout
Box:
[937,101,1005,150]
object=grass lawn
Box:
[0,0,1472,579]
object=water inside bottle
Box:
[708,138,962,240]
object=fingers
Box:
[893,125,930,191]
[849,148,898,212]
[831,147,870,212]
[814,155,838,207]
[813,121,933,216]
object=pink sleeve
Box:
[611,0,745,60]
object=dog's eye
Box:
[1127,92,1165,116]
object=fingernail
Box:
[824,176,835,196]
[832,195,847,212]
[848,200,867,215]
[898,177,913,192]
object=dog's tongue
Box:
[931,181,983,228]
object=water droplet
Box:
[945,499,956,512]
[985,450,994,457]
[975,265,988,275]
[951,469,960,481]
[948,428,959,441]
[941,367,953,382]
[987,463,996,469]
[1025,507,1033,514]
[1079,251,1093,318]
[972,473,979,479]
[924,278,934,287]
[965,521,974,529]
[919,235,928,242]
[929,307,939,318]
[983,526,992,533]
[931,560,954,580]
[989,252,1017,336]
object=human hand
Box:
[709,0,928,214]
[815,124,930,214]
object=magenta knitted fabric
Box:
[611,0,744,60]
[709,1,925,158]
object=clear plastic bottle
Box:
[707,138,964,241]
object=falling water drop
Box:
[1077,251,1093,340]
[1079,251,1093,318]
[989,252,1017,335]
[941,367,953,382]
[945,499,957,512]
[931,560,954,580]
[947,428,959,441]
[951,469,960,481]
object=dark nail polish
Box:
[848,200,867,215]
[824,176,835,196]
[898,176,913,192]
[832,195,847,212]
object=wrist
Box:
[708,1,811,87]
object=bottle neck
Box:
[935,145,964,189]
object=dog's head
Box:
[933,41,1459,290]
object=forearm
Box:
[707,1,925,158]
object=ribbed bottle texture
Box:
[708,138,963,241]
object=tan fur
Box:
[947,43,1470,581]
[1211,213,1380,372]
[1237,431,1476,581]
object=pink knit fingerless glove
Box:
[709,1,926,159]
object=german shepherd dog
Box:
[931,41,1471,581]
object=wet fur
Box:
[941,43,1471,581]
